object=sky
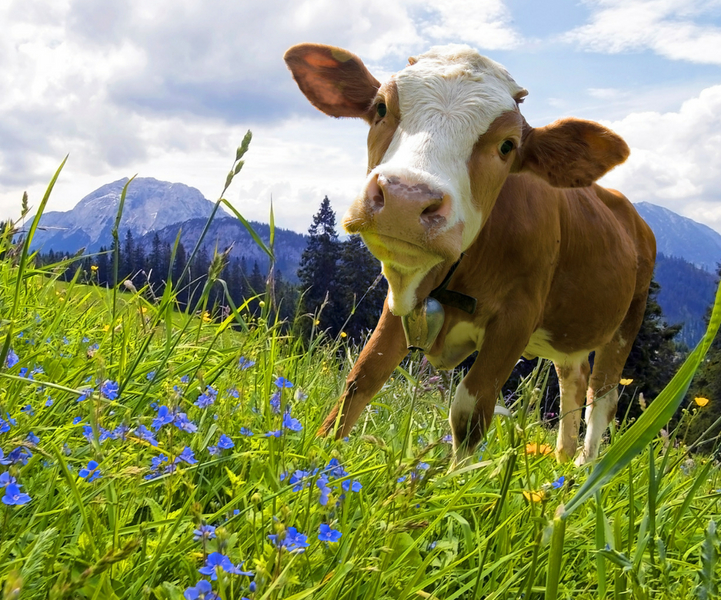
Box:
[1,0,721,234]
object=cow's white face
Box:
[343,46,526,315]
[285,43,628,316]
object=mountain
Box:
[137,217,307,283]
[30,177,218,253]
[654,253,717,348]
[634,202,721,272]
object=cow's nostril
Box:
[421,199,443,216]
[367,175,385,210]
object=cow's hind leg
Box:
[554,357,590,463]
[576,292,648,465]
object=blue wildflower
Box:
[264,430,282,438]
[325,458,347,479]
[238,357,255,370]
[195,386,217,409]
[282,412,302,432]
[45,397,53,407]
[193,524,217,541]
[240,427,253,436]
[318,523,342,542]
[21,405,34,416]
[147,371,156,380]
[2,483,31,505]
[134,424,159,446]
[174,412,198,433]
[341,479,362,493]
[18,367,31,379]
[26,432,40,445]
[274,376,293,388]
[5,349,19,368]
[183,580,219,600]
[198,552,235,580]
[112,424,129,441]
[288,469,313,492]
[269,391,281,413]
[77,388,93,402]
[227,387,239,398]
[317,474,332,506]
[180,375,190,383]
[100,380,119,400]
[218,434,234,450]
[0,419,10,435]
[176,447,197,465]
[552,476,565,489]
[0,472,16,486]
[282,527,309,553]
[79,460,101,482]
[207,446,219,456]
[0,447,32,465]
[152,406,174,431]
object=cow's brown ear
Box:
[284,44,380,120]
[516,118,630,188]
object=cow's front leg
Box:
[319,300,408,439]
[450,316,534,462]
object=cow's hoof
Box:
[574,452,589,467]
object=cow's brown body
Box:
[285,43,656,464]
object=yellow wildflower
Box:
[619,378,633,385]
[525,443,552,456]
[201,311,212,323]
[314,319,320,326]
[340,331,347,338]
[522,490,545,503]
[90,265,98,272]
[695,397,710,407]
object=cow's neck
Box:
[400,254,477,352]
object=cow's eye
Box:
[377,103,387,118]
[499,140,515,156]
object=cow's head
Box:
[285,44,629,316]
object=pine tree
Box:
[335,236,387,340]
[96,247,110,287]
[619,277,682,420]
[298,196,342,334]
[122,229,135,280]
[687,263,721,445]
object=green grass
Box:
[1,155,721,599]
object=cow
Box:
[284,43,656,465]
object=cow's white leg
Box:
[576,386,618,465]
[554,358,590,463]
[449,381,478,463]
[575,290,648,466]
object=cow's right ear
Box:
[284,44,380,120]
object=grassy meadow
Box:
[2,151,721,600]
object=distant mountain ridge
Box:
[31,177,217,253]
[136,217,306,283]
[634,202,721,272]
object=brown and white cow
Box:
[284,43,656,465]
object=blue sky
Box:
[1,0,720,233]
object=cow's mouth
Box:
[361,232,444,271]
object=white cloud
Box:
[0,0,522,228]
[564,0,721,64]
[600,84,721,231]
[420,0,522,50]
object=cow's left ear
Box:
[284,44,380,120]
[514,118,630,188]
